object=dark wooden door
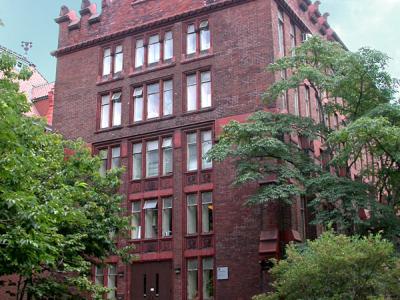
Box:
[131,261,172,300]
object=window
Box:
[278,10,284,56]
[144,199,158,239]
[147,83,160,119]
[148,34,160,64]
[132,79,174,122]
[187,257,214,300]
[162,197,173,237]
[290,23,296,57]
[107,265,117,300]
[94,264,117,299]
[187,259,198,300]
[164,31,173,60]
[294,88,300,116]
[102,44,123,77]
[146,140,159,177]
[131,201,141,239]
[162,137,173,175]
[134,31,174,68]
[186,130,213,172]
[305,86,311,117]
[135,39,145,68]
[100,91,122,129]
[202,257,214,300]
[186,192,213,235]
[186,71,212,112]
[187,194,198,234]
[102,48,112,76]
[131,137,173,179]
[132,143,142,180]
[98,146,121,176]
[186,20,211,56]
[280,70,287,110]
[201,192,213,233]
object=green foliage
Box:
[0,53,132,299]
[253,231,400,300]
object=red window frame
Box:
[132,28,174,70]
[183,69,212,112]
[100,42,124,79]
[96,144,121,171]
[130,196,173,241]
[130,135,174,181]
[182,18,212,58]
[185,256,215,300]
[130,78,174,123]
[184,128,213,173]
[93,264,118,294]
[97,89,123,130]
[185,191,214,236]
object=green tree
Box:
[207,36,399,239]
[253,232,400,300]
[0,54,132,299]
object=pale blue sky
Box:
[0,0,399,82]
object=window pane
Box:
[201,71,211,108]
[162,137,173,175]
[187,74,197,111]
[144,200,158,239]
[200,21,210,51]
[135,39,144,68]
[147,83,160,119]
[111,147,120,169]
[162,197,173,237]
[187,133,198,171]
[187,194,197,234]
[103,48,111,76]
[134,88,143,122]
[114,45,123,73]
[148,35,160,64]
[95,266,104,285]
[201,131,212,169]
[202,192,213,233]
[132,202,141,239]
[305,87,310,117]
[186,24,196,55]
[164,31,173,60]
[112,93,122,126]
[163,80,173,116]
[187,259,198,300]
[294,89,299,116]
[99,149,108,176]
[132,143,142,180]
[146,140,159,177]
[101,95,110,128]
[202,258,214,300]
[107,265,117,299]
[278,17,284,56]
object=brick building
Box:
[52,0,342,299]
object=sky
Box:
[0,0,399,83]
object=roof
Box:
[31,82,55,101]
[0,45,34,67]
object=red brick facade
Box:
[51,1,341,299]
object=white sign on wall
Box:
[217,267,229,280]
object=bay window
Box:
[135,39,145,68]
[99,91,122,129]
[131,201,141,239]
[146,140,159,177]
[162,197,173,237]
[186,130,213,171]
[187,194,198,234]
[201,192,213,233]
[187,259,198,300]
[162,137,173,175]
[144,199,158,239]
[148,34,160,64]
[132,143,142,180]
[102,44,123,77]
[132,137,173,179]
[132,79,173,122]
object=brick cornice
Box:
[52,0,253,57]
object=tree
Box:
[207,36,399,239]
[253,231,400,300]
[0,54,132,299]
